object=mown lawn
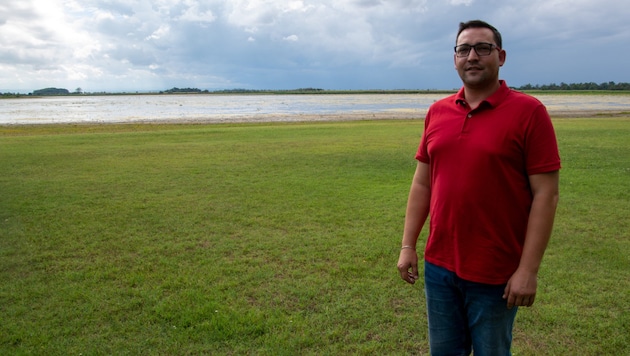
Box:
[1,118,628,355]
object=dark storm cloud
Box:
[1,0,629,92]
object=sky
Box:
[1,0,629,93]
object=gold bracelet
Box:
[401,245,415,250]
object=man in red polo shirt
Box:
[397,20,560,355]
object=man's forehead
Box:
[457,27,494,44]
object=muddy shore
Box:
[141,107,629,125]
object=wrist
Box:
[401,245,415,251]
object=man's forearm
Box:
[401,163,431,248]
[402,185,430,248]
[519,171,560,273]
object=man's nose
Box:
[467,48,480,60]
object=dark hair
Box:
[457,20,502,49]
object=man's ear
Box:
[499,49,506,67]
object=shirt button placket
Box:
[461,112,472,134]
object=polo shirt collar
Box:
[455,80,510,108]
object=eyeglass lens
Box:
[455,43,493,57]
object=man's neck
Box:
[463,81,501,109]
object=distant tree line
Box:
[515,81,630,91]
[2,87,82,97]
[212,88,325,94]
[159,83,630,93]
[32,88,70,95]
[1,92,23,98]
[161,87,209,94]
[3,82,630,99]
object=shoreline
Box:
[149,109,629,125]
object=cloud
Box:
[178,2,217,23]
[146,25,171,41]
[0,0,629,92]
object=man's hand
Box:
[503,268,538,309]
[397,249,419,284]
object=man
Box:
[397,20,560,355]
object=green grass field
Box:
[1,118,628,355]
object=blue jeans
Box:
[424,261,518,356]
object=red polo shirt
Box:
[416,81,561,284]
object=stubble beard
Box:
[461,67,492,89]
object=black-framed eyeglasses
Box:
[454,42,499,57]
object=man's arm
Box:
[504,170,560,308]
[397,162,431,284]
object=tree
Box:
[32,88,70,96]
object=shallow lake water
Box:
[1,93,629,125]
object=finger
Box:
[506,294,516,309]
[397,264,412,283]
[529,295,536,306]
[502,282,510,299]
[398,269,408,282]
[525,295,536,307]
[406,272,417,284]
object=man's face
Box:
[454,27,506,89]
